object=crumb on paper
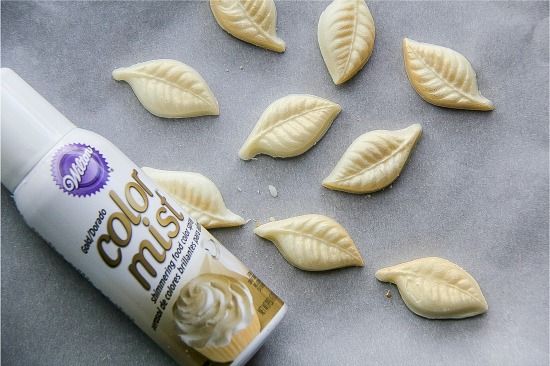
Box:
[257,189,260,194]
[269,216,276,222]
[384,289,392,299]
[390,185,393,189]
[237,187,242,192]
[225,68,229,72]
[239,65,244,70]
[367,194,372,198]
[245,219,251,224]
[268,184,278,197]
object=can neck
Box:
[1,68,76,192]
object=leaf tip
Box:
[331,74,345,85]
[330,101,343,115]
[402,37,418,49]
[253,223,271,238]
[321,176,336,190]
[112,67,126,81]
[238,142,257,160]
[375,267,393,282]
[479,296,489,313]
[269,38,286,53]
[208,100,221,116]
[406,123,423,137]
[228,212,247,227]
[207,211,246,229]
[479,98,495,111]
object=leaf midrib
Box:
[249,104,335,145]
[274,227,360,261]
[126,70,213,107]
[329,134,413,184]
[395,269,484,304]
[407,44,480,103]
[340,0,359,75]
[234,0,276,42]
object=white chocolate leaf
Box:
[376,257,488,319]
[323,124,421,194]
[254,214,364,271]
[210,0,285,52]
[239,94,341,160]
[141,167,245,229]
[112,59,219,118]
[318,0,375,85]
[403,38,494,111]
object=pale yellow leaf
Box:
[142,167,245,229]
[403,38,494,111]
[112,59,219,118]
[323,124,422,194]
[254,214,364,271]
[239,94,341,160]
[318,0,375,85]
[376,257,488,319]
[210,0,285,52]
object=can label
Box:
[15,129,284,365]
[50,143,110,196]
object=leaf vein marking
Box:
[125,70,213,107]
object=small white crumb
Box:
[257,189,260,194]
[384,289,392,299]
[239,65,244,70]
[367,194,371,198]
[250,157,258,161]
[268,185,278,197]
[390,185,393,189]
[269,216,276,222]
[225,68,229,72]
[245,219,251,224]
[237,187,242,192]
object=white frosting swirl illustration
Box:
[173,273,255,348]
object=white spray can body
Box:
[1,68,286,366]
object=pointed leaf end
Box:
[322,177,336,190]
[253,223,270,238]
[112,68,127,81]
[407,123,423,137]
[480,296,489,313]
[205,212,246,229]
[225,211,247,227]
[331,102,343,114]
[238,143,257,161]
[269,38,286,53]
[330,71,346,85]
[479,98,495,111]
[208,101,221,116]
[402,37,418,48]
[375,267,393,282]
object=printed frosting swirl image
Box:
[173,273,261,363]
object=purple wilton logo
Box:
[51,143,110,197]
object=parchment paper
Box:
[1,1,548,365]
